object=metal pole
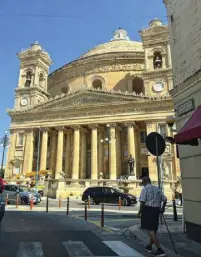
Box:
[156,137,163,225]
[155,137,161,189]
[35,128,41,192]
[101,202,104,227]
[85,200,87,220]
[66,197,69,215]
[46,195,49,213]
[162,214,178,254]
[172,199,178,221]
[0,132,7,178]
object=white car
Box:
[4,184,41,205]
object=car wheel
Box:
[21,197,29,205]
[122,198,128,206]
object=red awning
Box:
[174,105,201,145]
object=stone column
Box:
[98,130,104,175]
[50,130,57,178]
[5,130,17,178]
[80,128,87,179]
[72,126,80,180]
[146,121,157,181]
[64,130,72,178]
[167,44,172,68]
[126,122,136,177]
[116,126,122,178]
[144,48,149,71]
[109,125,117,180]
[55,127,64,179]
[23,129,34,173]
[90,125,98,180]
[40,129,48,171]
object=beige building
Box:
[5,19,179,199]
[164,0,201,243]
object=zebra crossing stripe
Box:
[16,242,43,257]
[103,241,145,257]
[62,241,94,256]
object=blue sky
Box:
[0,0,167,159]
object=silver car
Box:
[4,184,41,205]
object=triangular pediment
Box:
[30,88,146,112]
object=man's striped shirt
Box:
[139,184,167,208]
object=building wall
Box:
[165,0,201,86]
[164,0,201,243]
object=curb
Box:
[125,225,183,257]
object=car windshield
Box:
[19,187,34,192]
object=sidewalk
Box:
[126,219,201,257]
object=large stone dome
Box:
[78,28,143,59]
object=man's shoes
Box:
[152,248,165,256]
[145,244,152,253]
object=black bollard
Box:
[46,195,49,213]
[66,197,69,216]
[172,199,178,221]
[85,200,87,220]
[101,203,104,227]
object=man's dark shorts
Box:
[141,206,160,231]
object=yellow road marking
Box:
[73,216,114,233]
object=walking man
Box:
[138,176,167,256]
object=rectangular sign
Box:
[177,98,195,117]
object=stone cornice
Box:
[8,99,173,124]
[170,68,201,98]
[7,87,172,115]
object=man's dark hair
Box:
[142,176,151,184]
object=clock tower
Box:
[139,18,173,95]
[14,42,52,109]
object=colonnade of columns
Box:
[22,122,138,180]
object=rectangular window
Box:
[18,133,24,146]
[140,131,147,144]
[158,124,166,139]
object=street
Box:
[0,198,192,257]
[5,198,183,234]
[0,208,151,257]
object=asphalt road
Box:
[33,198,183,234]
[0,209,152,257]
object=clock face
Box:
[20,97,28,106]
[153,82,165,92]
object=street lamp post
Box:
[100,124,116,179]
[35,128,41,192]
[0,130,9,178]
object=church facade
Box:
[5,19,180,198]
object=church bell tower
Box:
[14,42,52,109]
[139,18,173,95]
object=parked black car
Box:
[82,187,137,206]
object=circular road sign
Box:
[146,132,166,156]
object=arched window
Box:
[153,52,163,69]
[132,77,145,95]
[39,73,45,87]
[92,79,102,89]
[25,71,32,87]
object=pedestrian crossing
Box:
[16,240,145,257]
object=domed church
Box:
[5,19,180,198]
